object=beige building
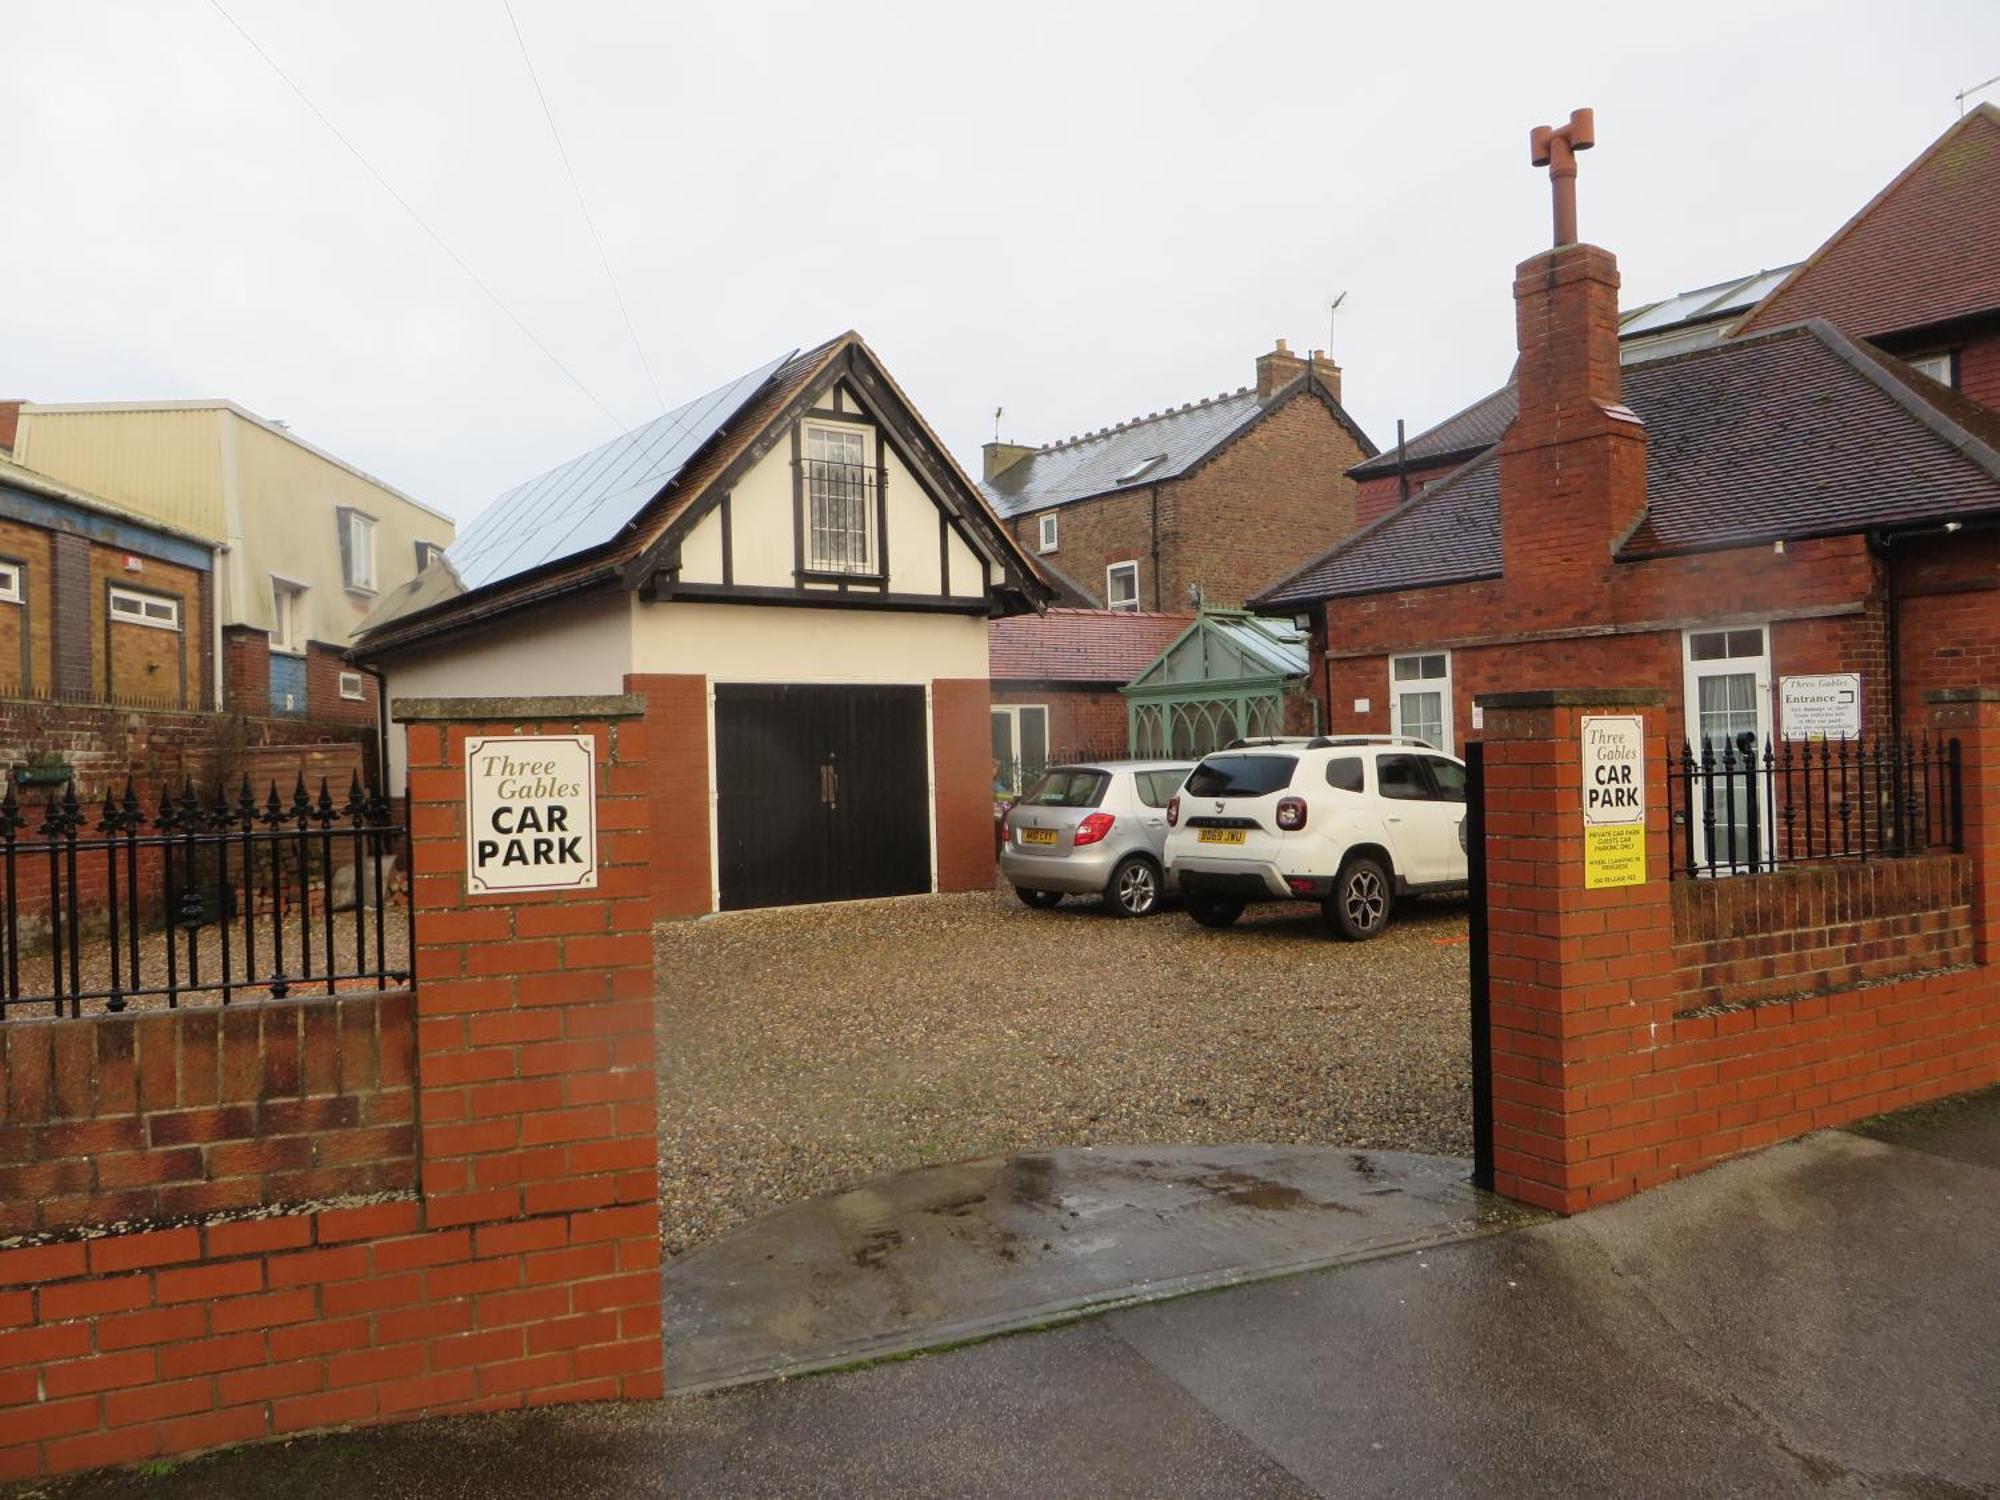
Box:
[12,400,452,719]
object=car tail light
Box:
[1276,797,1307,831]
[1074,812,1116,847]
[1167,795,1181,828]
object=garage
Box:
[355,332,1049,919]
[715,682,932,909]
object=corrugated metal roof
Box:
[448,350,796,590]
[981,390,1265,518]
[1261,320,2000,608]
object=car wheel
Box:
[1015,887,1063,909]
[1185,894,1244,928]
[1326,856,1392,941]
[1106,856,1162,918]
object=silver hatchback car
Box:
[999,760,1194,917]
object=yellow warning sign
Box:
[1585,823,1646,888]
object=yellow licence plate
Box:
[1197,828,1247,845]
[1021,828,1060,846]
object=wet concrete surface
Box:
[17,1089,2000,1499]
[661,1143,1538,1391]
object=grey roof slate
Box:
[1348,384,1518,479]
[981,390,1265,518]
[1260,320,2000,608]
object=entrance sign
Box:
[1780,673,1861,740]
[465,735,598,894]
[1581,714,1645,889]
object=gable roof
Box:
[355,334,1047,656]
[1348,383,1518,480]
[989,608,1192,683]
[1257,320,2000,609]
[983,372,1375,519]
[1126,610,1311,692]
[1733,105,2000,341]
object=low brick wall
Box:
[1672,855,1974,1013]
[0,1197,658,1480]
[0,992,416,1242]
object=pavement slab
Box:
[661,1143,1538,1392]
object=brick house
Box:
[0,453,218,711]
[1254,114,2000,876]
[988,607,1191,787]
[980,340,1376,612]
[1344,105,2000,535]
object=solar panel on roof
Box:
[448,349,797,590]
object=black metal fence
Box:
[0,773,410,1021]
[1668,733,1961,879]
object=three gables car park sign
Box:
[465,735,598,894]
[1582,714,1645,889]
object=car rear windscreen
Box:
[1021,769,1111,808]
[1185,755,1298,798]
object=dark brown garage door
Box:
[714,683,932,911]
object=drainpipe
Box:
[1396,419,1409,508]
[210,542,227,710]
[355,661,393,796]
[1149,483,1162,611]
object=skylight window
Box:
[1116,454,1167,484]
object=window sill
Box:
[799,568,886,585]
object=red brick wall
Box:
[623,673,709,919]
[1352,459,1465,530]
[0,993,416,1242]
[990,684,1129,761]
[1320,533,1891,755]
[223,629,271,719]
[933,678,994,893]
[1478,692,2000,1216]
[1672,855,1973,1011]
[305,644,378,728]
[0,703,661,1482]
[1895,531,2000,732]
[1954,328,2000,410]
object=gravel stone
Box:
[655,885,1473,1259]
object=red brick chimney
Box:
[1498,110,1646,594]
[0,401,22,455]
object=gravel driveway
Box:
[655,886,1472,1258]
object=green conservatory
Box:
[1124,609,1318,758]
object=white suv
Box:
[1163,736,1469,940]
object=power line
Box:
[203,0,631,437]
[501,0,668,417]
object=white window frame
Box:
[270,578,308,656]
[338,670,366,701]
[1907,350,1955,387]
[1388,650,1452,751]
[802,423,876,576]
[0,561,20,605]
[1106,561,1140,612]
[991,703,1050,796]
[1681,624,1775,872]
[414,539,445,571]
[107,586,180,632]
[342,509,377,593]
[1037,512,1059,553]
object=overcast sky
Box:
[6,1,1999,524]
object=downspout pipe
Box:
[1149,482,1162,611]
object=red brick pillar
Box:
[396,693,661,1395]
[622,673,711,919]
[1477,688,1675,1213]
[932,678,995,894]
[1928,687,2000,965]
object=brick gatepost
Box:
[1476,688,1675,1214]
[1929,687,2000,965]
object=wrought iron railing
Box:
[802,459,879,577]
[1668,733,1961,879]
[0,774,409,1021]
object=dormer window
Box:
[1116,454,1166,485]
[1037,512,1059,553]
[338,508,377,593]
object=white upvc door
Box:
[1389,651,1452,751]
[1681,625,1774,870]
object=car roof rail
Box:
[1220,736,1311,751]
[1322,734,1440,748]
